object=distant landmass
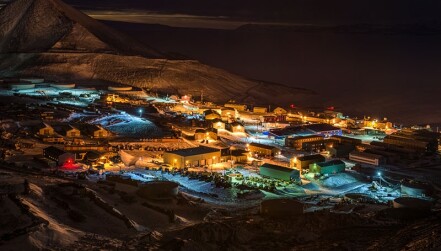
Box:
[0,0,315,106]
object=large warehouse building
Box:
[163,146,221,168]
[309,159,346,175]
[259,163,300,182]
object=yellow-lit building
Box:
[253,107,268,113]
[248,142,280,157]
[364,119,392,130]
[163,147,221,168]
[291,154,326,171]
[228,121,245,133]
[204,110,222,121]
[273,107,288,115]
[285,135,325,150]
[80,125,110,139]
[221,107,237,120]
[194,128,218,141]
[54,125,81,138]
[37,123,55,136]
[210,119,226,130]
[224,103,247,112]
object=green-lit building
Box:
[260,163,300,182]
[309,159,346,175]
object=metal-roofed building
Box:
[163,146,221,168]
[349,151,384,166]
[292,154,326,171]
[248,142,280,157]
[43,146,75,166]
[259,163,300,182]
[309,159,346,175]
[304,123,342,137]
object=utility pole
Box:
[201,90,204,103]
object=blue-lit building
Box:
[303,123,342,138]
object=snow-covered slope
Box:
[0,0,164,57]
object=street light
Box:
[138,108,143,117]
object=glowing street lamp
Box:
[138,108,143,117]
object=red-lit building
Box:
[43,146,75,166]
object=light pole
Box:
[377,171,382,187]
[211,156,216,173]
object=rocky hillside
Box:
[0,52,315,105]
[0,0,315,106]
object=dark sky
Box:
[66,0,441,25]
[62,0,441,125]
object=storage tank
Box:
[9,82,36,90]
[19,78,45,84]
[50,83,76,89]
[108,86,133,91]
[261,199,303,218]
[137,181,179,200]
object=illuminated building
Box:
[349,151,384,166]
[210,119,225,130]
[293,154,326,171]
[303,123,342,137]
[163,146,221,168]
[203,109,222,121]
[309,159,346,175]
[54,124,81,138]
[253,106,268,113]
[194,128,218,141]
[248,142,280,157]
[285,135,326,151]
[224,103,247,112]
[36,122,55,136]
[383,129,439,154]
[221,107,238,120]
[79,124,110,138]
[227,121,245,133]
[43,146,75,166]
[259,163,300,181]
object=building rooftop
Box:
[249,142,278,150]
[204,110,220,116]
[350,151,383,159]
[298,154,326,161]
[53,124,78,135]
[316,159,345,167]
[304,123,340,133]
[270,126,314,137]
[261,163,299,173]
[43,146,65,157]
[77,124,106,136]
[230,121,244,127]
[291,135,324,140]
[166,146,220,157]
[194,128,207,134]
